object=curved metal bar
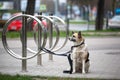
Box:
[2,14,47,60]
[30,24,59,55]
[49,24,60,50]
[26,15,68,54]
[33,15,60,52]
[49,16,66,24]
[48,16,69,52]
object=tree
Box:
[14,0,21,11]
[95,0,105,30]
[112,0,116,15]
[25,0,36,30]
[26,0,36,15]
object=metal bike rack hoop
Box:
[32,15,60,53]
[2,14,47,60]
[48,16,69,52]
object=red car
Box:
[7,20,22,31]
[7,14,47,31]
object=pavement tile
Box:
[0,38,120,79]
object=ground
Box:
[0,37,120,79]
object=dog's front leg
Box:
[82,59,86,74]
[73,59,76,73]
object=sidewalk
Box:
[0,37,120,79]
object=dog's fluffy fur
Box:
[64,31,90,74]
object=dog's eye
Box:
[73,35,75,37]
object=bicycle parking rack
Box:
[2,13,69,72]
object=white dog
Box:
[64,31,90,74]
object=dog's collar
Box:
[71,41,85,50]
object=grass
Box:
[0,28,120,39]
[0,73,32,80]
[0,73,116,80]
[69,20,95,25]
[0,30,68,38]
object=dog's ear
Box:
[78,31,81,38]
[72,31,74,34]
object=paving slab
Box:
[0,37,120,79]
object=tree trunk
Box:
[25,0,36,31]
[26,0,35,15]
[14,0,21,11]
[112,0,116,15]
[95,0,105,30]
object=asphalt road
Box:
[0,37,120,64]
[62,37,120,52]
[0,37,120,52]
[69,24,95,31]
[58,23,107,31]
[85,37,120,50]
[68,24,106,31]
[0,37,120,50]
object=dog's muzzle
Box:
[69,37,76,42]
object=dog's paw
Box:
[72,70,76,73]
[82,71,86,74]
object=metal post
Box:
[37,12,42,65]
[66,1,69,31]
[54,0,59,16]
[49,13,53,61]
[22,12,27,72]
[87,5,90,30]
[106,11,109,29]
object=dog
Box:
[63,31,90,74]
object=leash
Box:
[70,41,84,52]
[42,48,71,56]
[41,41,87,74]
[41,41,85,57]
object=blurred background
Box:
[0,0,120,31]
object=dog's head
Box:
[69,31,84,44]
